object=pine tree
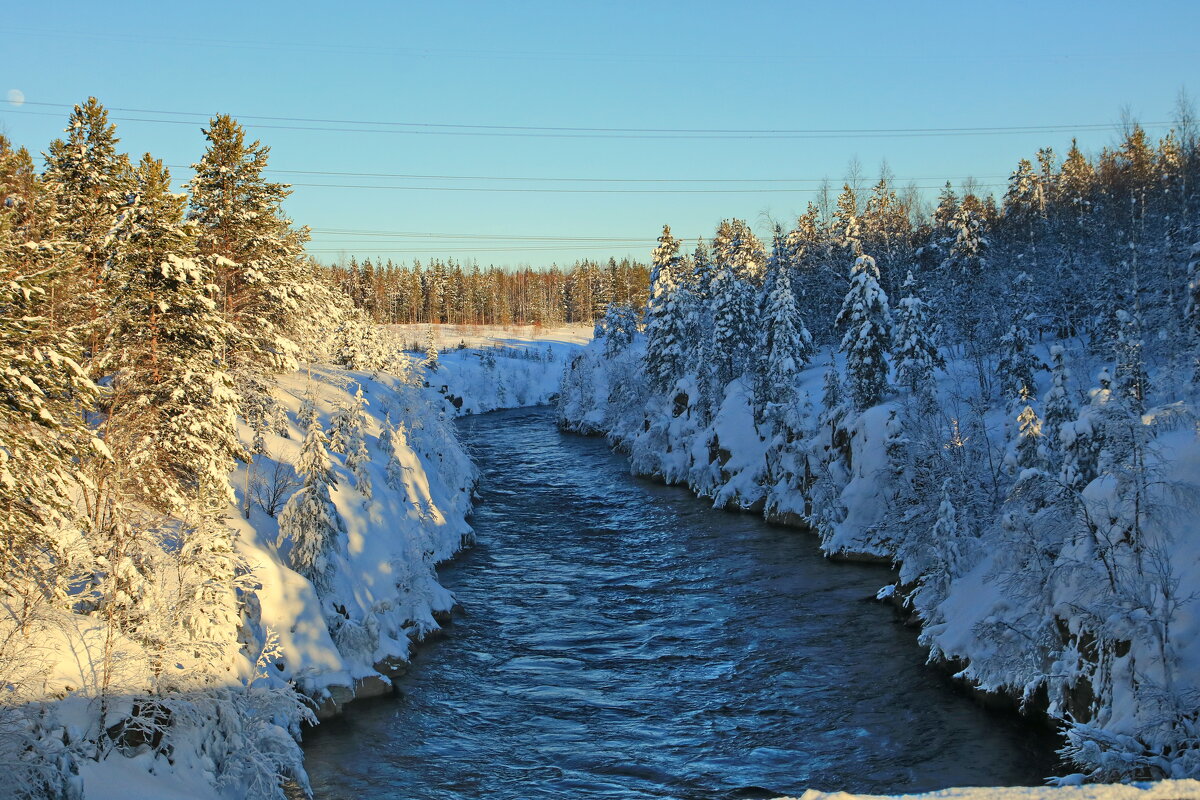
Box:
[1003,158,1046,220]
[711,218,766,285]
[835,253,892,409]
[892,270,943,394]
[278,421,345,599]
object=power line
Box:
[307,245,654,254]
[166,164,1008,185]
[4,103,1170,140]
[311,229,662,242]
[288,181,1009,194]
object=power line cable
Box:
[3,103,1170,140]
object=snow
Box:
[559,325,1200,784]
[781,780,1200,800]
[10,326,589,800]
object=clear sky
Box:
[2,1,1197,268]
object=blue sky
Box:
[2,1,1197,268]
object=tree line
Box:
[326,254,649,327]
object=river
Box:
[303,406,1059,799]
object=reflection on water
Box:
[304,407,1059,799]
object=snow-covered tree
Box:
[835,253,892,409]
[187,114,313,374]
[891,270,943,394]
[1008,404,1047,475]
[1187,242,1200,383]
[339,386,372,499]
[423,326,440,373]
[756,227,814,424]
[595,304,639,359]
[0,242,100,618]
[644,225,689,393]
[101,154,244,514]
[42,97,134,345]
[1042,345,1077,454]
[1112,307,1151,412]
[278,421,345,600]
[832,184,861,256]
[996,320,1040,406]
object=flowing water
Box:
[303,407,1059,799]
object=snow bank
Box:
[783,779,1200,800]
[10,329,586,800]
[227,363,475,711]
[559,329,1200,784]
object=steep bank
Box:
[558,332,1200,783]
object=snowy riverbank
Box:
[559,327,1200,784]
[14,327,585,800]
[784,779,1200,800]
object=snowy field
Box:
[388,322,593,352]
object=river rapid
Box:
[303,406,1059,799]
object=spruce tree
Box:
[1009,404,1047,474]
[709,220,762,390]
[187,114,312,373]
[835,253,892,409]
[278,420,345,600]
[423,326,440,373]
[892,270,943,394]
[0,233,100,617]
[1042,345,1077,452]
[997,320,1039,406]
[1113,308,1151,412]
[42,97,135,348]
[832,184,861,256]
[102,154,244,514]
[1187,242,1200,383]
[644,225,687,393]
[757,230,814,427]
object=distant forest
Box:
[325,256,650,326]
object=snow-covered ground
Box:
[783,780,1200,800]
[389,322,593,351]
[10,326,588,800]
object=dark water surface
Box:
[304,407,1059,799]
